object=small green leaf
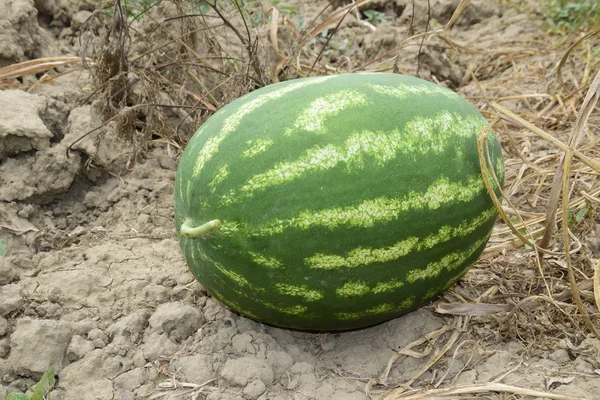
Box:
[575,207,589,223]
[6,393,32,400]
[363,9,384,25]
[30,367,56,400]
[0,239,7,257]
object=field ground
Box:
[0,0,599,399]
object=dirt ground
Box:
[1,0,599,399]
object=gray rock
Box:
[87,328,108,348]
[174,354,214,384]
[320,338,336,352]
[453,369,477,386]
[142,283,171,305]
[141,333,178,362]
[220,356,274,386]
[0,338,9,358]
[232,333,255,354]
[574,356,593,373]
[0,283,22,317]
[62,378,114,400]
[1,0,55,60]
[533,357,560,371]
[64,105,133,172]
[0,258,17,285]
[0,316,8,337]
[132,349,147,367]
[474,351,513,383]
[9,318,73,375]
[549,348,571,363]
[0,91,52,158]
[203,298,225,321]
[66,335,95,362]
[71,10,93,32]
[289,362,314,374]
[243,379,266,399]
[105,335,134,358]
[267,350,294,378]
[410,0,500,28]
[206,392,222,400]
[113,367,152,392]
[157,155,178,171]
[136,383,154,398]
[148,302,203,343]
[60,349,121,384]
[107,309,151,342]
[115,390,135,400]
[0,143,81,203]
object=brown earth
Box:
[0,1,599,399]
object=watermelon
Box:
[174,72,504,331]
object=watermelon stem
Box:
[181,219,221,237]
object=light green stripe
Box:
[405,234,490,283]
[422,287,441,302]
[263,302,307,315]
[212,288,263,321]
[368,83,461,102]
[335,296,415,320]
[211,288,240,309]
[254,176,486,237]
[495,156,504,182]
[336,279,405,297]
[336,281,371,297]
[192,76,334,178]
[185,181,192,203]
[275,283,323,302]
[184,245,266,293]
[305,206,495,270]
[373,279,405,294]
[242,138,274,158]
[221,112,485,206]
[249,252,283,269]
[414,207,493,247]
[209,164,229,193]
[308,237,419,270]
[288,89,369,134]
[209,258,266,293]
[219,221,241,236]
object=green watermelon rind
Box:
[174,72,504,331]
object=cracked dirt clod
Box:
[0,0,52,63]
[0,143,82,203]
[174,354,215,384]
[220,356,275,387]
[9,318,73,375]
[243,379,267,400]
[0,90,53,160]
[148,302,205,343]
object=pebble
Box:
[174,354,214,384]
[148,302,204,343]
[549,349,571,363]
[66,335,95,362]
[243,379,266,399]
[220,356,274,386]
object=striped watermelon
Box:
[174,73,504,331]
